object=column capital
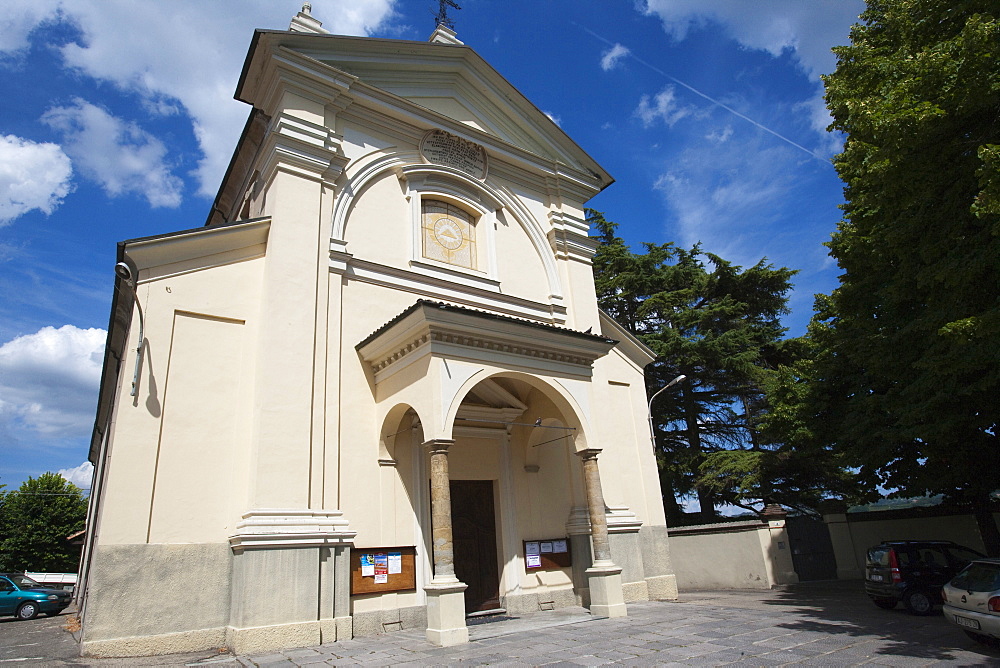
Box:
[575,447,603,461]
[423,438,455,455]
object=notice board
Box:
[350,546,417,595]
[523,538,572,571]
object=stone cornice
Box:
[357,301,616,383]
[229,509,356,552]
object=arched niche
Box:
[330,151,564,308]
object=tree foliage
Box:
[0,473,87,572]
[591,210,858,521]
[813,0,1000,551]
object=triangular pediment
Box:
[237,31,610,184]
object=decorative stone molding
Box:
[547,210,599,263]
[566,505,593,536]
[356,300,616,384]
[606,505,643,534]
[229,509,356,552]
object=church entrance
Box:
[450,480,501,613]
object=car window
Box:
[918,547,948,567]
[895,549,914,566]
[951,563,1000,592]
[8,575,39,588]
[869,548,890,566]
[947,546,985,565]
[0,578,13,591]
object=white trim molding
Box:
[229,509,356,552]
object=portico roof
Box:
[357,300,617,382]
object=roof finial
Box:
[290,2,329,34]
[435,0,461,30]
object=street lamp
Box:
[647,374,687,445]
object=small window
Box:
[421,199,477,270]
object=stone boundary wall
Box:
[668,508,798,591]
[824,508,1000,580]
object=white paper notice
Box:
[553,539,568,553]
[360,554,375,577]
[374,573,388,584]
[525,541,540,556]
[540,541,554,553]
[526,554,541,568]
[388,552,402,575]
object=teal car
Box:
[0,573,72,620]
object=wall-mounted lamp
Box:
[114,262,145,397]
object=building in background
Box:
[79,5,676,658]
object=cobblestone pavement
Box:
[226,583,1000,667]
[6,582,1000,666]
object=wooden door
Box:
[450,480,501,613]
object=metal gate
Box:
[786,515,838,581]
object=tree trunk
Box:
[660,472,683,526]
[682,380,715,521]
[698,491,716,522]
[970,492,1000,557]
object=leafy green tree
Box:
[591,210,854,520]
[0,473,88,572]
[816,0,1000,552]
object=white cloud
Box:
[543,110,562,126]
[42,98,183,208]
[0,0,398,198]
[652,132,798,268]
[0,135,73,225]
[635,86,691,128]
[0,325,106,440]
[705,125,733,143]
[641,0,863,81]
[58,461,94,489]
[640,0,863,149]
[601,43,631,71]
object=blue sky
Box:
[0,0,864,493]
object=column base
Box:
[424,580,469,646]
[586,564,627,618]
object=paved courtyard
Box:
[4,581,1000,666]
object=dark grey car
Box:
[865,540,985,615]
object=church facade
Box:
[79,7,676,657]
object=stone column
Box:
[576,448,627,618]
[422,439,468,646]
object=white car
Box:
[942,558,1000,646]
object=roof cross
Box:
[435,0,461,30]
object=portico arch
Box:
[441,369,592,452]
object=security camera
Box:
[114,262,133,283]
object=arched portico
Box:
[356,301,628,645]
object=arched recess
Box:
[329,150,564,305]
[378,403,424,464]
[441,369,592,452]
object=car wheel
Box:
[872,597,897,610]
[16,601,39,620]
[964,630,998,647]
[903,589,933,615]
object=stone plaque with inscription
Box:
[420,130,488,179]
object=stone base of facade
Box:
[645,573,678,600]
[82,627,228,658]
[502,586,578,614]
[352,605,428,636]
[226,621,322,655]
[622,580,649,603]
